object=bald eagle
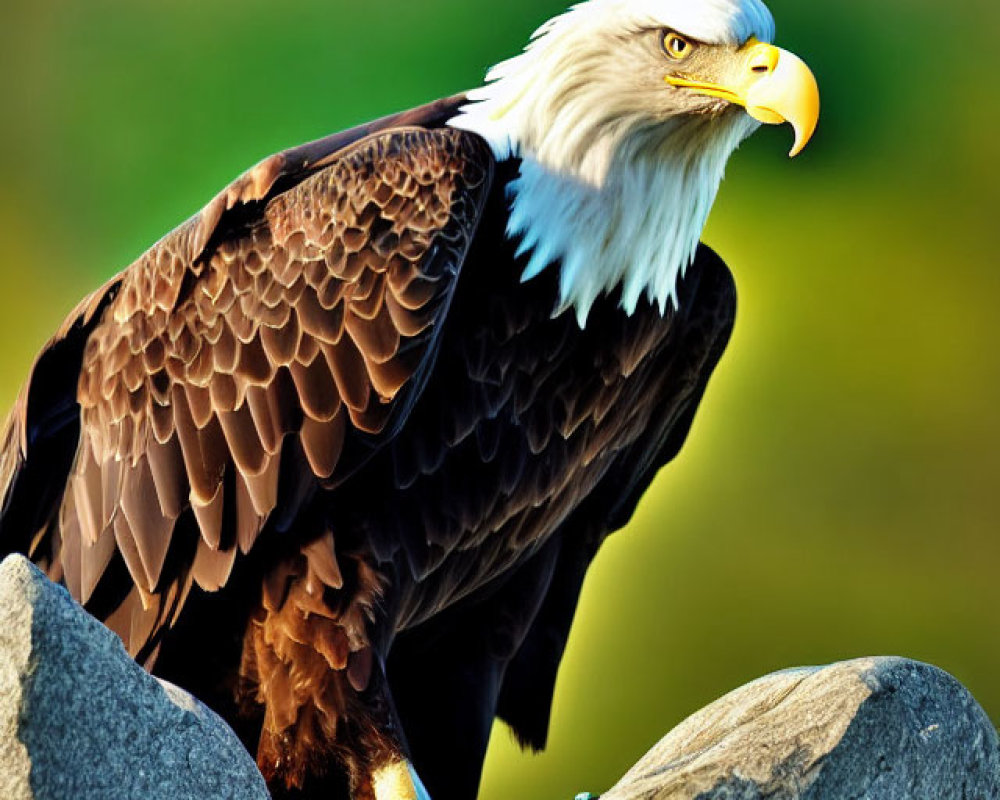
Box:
[0,1,818,798]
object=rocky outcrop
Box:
[0,555,269,800]
[602,657,1000,800]
[2,552,998,800]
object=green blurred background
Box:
[1,0,998,796]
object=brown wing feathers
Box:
[0,280,122,576]
[16,127,493,672]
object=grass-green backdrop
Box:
[1,1,998,796]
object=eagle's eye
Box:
[662,32,694,61]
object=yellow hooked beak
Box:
[666,39,820,157]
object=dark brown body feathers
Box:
[0,96,736,799]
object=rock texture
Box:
[602,657,1000,800]
[3,552,998,800]
[0,555,269,800]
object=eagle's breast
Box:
[330,161,736,631]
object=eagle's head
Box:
[450,0,820,324]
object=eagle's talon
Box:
[372,760,432,800]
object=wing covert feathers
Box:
[38,126,492,659]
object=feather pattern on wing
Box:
[11,124,492,676]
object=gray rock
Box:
[0,555,270,800]
[602,657,1000,800]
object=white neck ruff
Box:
[448,1,767,325]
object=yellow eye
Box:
[663,32,693,60]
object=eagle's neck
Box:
[443,0,777,325]
[451,102,755,326]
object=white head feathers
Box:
[449,0,776,325]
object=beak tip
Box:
[788,115,819,158]
[746,46,820,158]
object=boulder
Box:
[4,550,998,800]
[602,657,1000,800]
[0,554,269,800]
